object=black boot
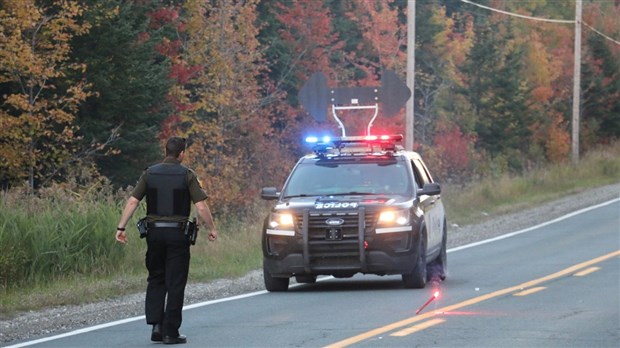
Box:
[151,324,163,342]
[163,334,187,344]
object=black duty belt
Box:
[148,221,185,229]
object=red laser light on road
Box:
[416,290,440,315]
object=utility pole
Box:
[406,0,415,151]
[571,0,582,163]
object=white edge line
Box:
[8,197,619,347]
[447,197,619,253]
[5,316,145,348]
[6,279,332,348]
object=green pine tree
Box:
[582,34,620,143]
[71,0,175,186]
[460,19,530,170]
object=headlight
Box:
[378,209,410,226]
[269,212,294,229]
[267,212,295,237]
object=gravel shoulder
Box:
[2,183,619,345]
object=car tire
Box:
[402,230,427,289]
[264,265,289,292]
[427,222,447,282]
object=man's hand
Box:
[208,229,218,242]
[116,197,140,245]
[195,200,218,242]
[116,230,128,244]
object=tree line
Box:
[1,0,618,216]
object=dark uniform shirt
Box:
[131,157,208,223]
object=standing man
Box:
[115,137,217,345]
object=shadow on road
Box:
[289,276,413,292]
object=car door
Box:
[411,158,444,255]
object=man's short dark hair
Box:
[166,137,186,158]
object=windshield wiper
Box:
[327,192,375,196]
[284,192,377,198]
[282,194,310,198]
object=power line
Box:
[460,0,620,46]
[459,0,618,163]
[460,0,574,24]
[582,21,620,46]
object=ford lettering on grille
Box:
[325,217,345,226]
[315,202,359,209]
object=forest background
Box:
[0,0,619,301]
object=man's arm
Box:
[115,196,141,244]
[194,200,218,241]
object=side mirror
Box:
[261,187,280,200]
[418,182,441,196]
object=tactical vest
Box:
[146,163,191,217]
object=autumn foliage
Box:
[0,0,92,188]
[1,0,618,216]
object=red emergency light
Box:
[306,134,403,156]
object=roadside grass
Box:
[0,219,264,318]
[188,221,263,280]
[1,142,618,316]
[443,142,620,225]
[0,178,265,316]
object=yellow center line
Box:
[390,318,446,337]
[323,250,620,348]
[573,266,601,276]
[513,286,546,296]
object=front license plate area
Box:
[326,228,342,241]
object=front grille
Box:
[294,210,379,268]
[294,211,378,236]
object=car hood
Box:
[274,194,412,211]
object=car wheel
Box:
[263,265,289,292]
[427,222,447,282]
[295,275,317,284]
[402,230,427,289]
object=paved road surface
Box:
[8,199,619,348]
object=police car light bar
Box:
[306,134,402,144]
[306,134,403,156]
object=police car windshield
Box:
[282,160,412,198]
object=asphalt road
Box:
[9,199,619,348]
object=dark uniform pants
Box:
[145,227,190,337]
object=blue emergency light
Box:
[306,134,403,156]
[305,136,332,144]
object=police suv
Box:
[260,134,447,291]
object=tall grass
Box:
[1,187,126,287]
[1,142,618,315]
[188,221,263,280]
[443,142,620,225]
[0,181,265,315]
[0,181,147,314]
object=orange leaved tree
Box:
[0,0,91,189]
